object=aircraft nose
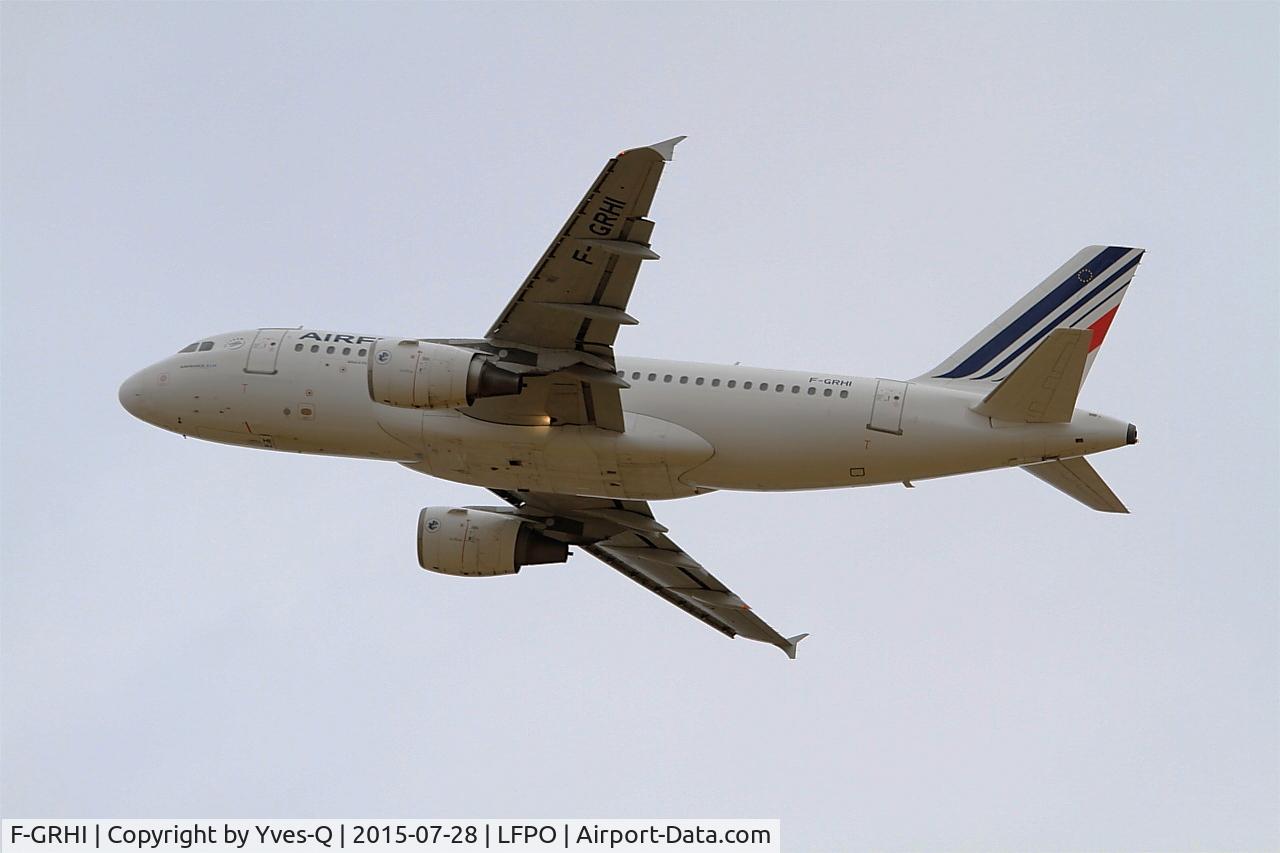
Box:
[118,369,153,422]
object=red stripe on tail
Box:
[1088,306,1120,352]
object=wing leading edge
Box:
[489,489,807,658]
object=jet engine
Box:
[417,507,569,577]
[368,340,523,409]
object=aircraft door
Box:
[245,328,289,374]
[867,379,908,435]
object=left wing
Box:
[486,136,683,352]
[464,137,683,432]
[490,489,808,658]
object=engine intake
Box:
[369,340,522,409]
[417,507,569,577]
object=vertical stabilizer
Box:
[916,246,1144,388]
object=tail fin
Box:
[916,246,1144,387]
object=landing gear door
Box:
[245,329,289,375]
[868,379,908,435]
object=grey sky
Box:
[3,2,1277,849]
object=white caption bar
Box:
[2,821,779,853]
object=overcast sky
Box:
[3,3,1277,850]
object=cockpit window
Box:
[198,341,214,352]
[178,342,200,353]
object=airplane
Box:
[119,136,1143,657]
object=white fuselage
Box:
[119,328,1133,500]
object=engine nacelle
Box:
[417,507,569,577]
[368,340,522,409]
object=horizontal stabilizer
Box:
[972,328,1090,423]
[1023,456,1128,513]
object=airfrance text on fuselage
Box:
[299,332,377,345]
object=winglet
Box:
[779,633,809,660]
[630,135,686,161]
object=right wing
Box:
[489,489,808,658]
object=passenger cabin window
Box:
[695,377,704,386]
[343,347,351,355]
[358,348,367,357]
[679,376,688,384]
[727,380,736,388]
[648,373,656,381]
[326,346,335,354]
[840,390,849,398]
[311,345,319,353]
[711,379,720,387]
[295,343,304,352]
[744,381,753,390]
[632,372,641,380]
[823,389,832,397]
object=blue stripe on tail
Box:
[936,245,1132,379]
[971,254,1142,380]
